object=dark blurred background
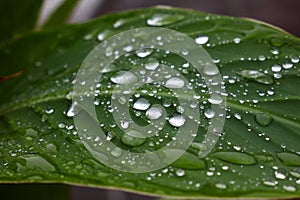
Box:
[40,0,300,199]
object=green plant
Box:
[0,1,299,199]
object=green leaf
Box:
[0,0,43,45]
[0,6,300,198]
[43,0,80,29]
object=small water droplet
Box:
[213,127,225,136]
[195,35,209,45]
[271,65,282,72]
[146,106,163,120]
[237,70,273,85]
[208,93,223,105]
[283,185,296,192]
[169,114,186,127]
[145,58,159,70]
[120,120,129,129]
[204,109,215,119]
[147,13,185,26]
[165,77,185,89]
[136,49,153,58]
[133,98,150,111]
[45,108,54,114]
[67,101,80,117]
[234,113,242,120]
[121,130,147,147]
[215,183,227,189]
[275,170,286,180]
[175,169,185,177]
[233,37,241,44]
[282,63,293,69]
[254,113,273,127]
[97,30,112,42]
[110,71,138,84]
[263,180,278,187]
[111,147,122,157]
[291,56,299,64]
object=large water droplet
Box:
[133,98,150,111]
[204,109,215,119]
[136,49,153,58]
[212,152,256,165]
[208,93,223,105]
[110,71,138,84]
[169,114,186,127]
[146,105,163,120]
[147,13,185,26]
[237,70,273,85]
[111,147,122,157]
[277,152,300,166]
[195,35,209,45]
[283,185,296,192]
[145,58,160,71]
[165,77,185,89]
[121,130,147,147]
[254,113,273,127]
[67,101,80,117]
[271,65,282,72]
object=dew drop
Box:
[145,58,160,71]
[263,180,278,187]
[277,152,300,167]
[110,71,138,84]
[121,130,147,147]
[283,185,296,192]
[175,169,185,177]
[291,56,299,64]
[282,63,293,69]
[275,171,286,180]
[237,70,273,85]
[67,101,80,117]
[133,98,150,111]
[195,35,209,45]
[215,183,227,189]
[136,49,153,58]
[169,114,186,127]
[45,108,54,114]
[111,147,122,157]
[254,113,273,127]
[165,77,185,89]
[271,65,282,72]
[233,37,241,44]
[213,127,225,136]
[208,93,223,105]
[147,13,185,26]
[146,106,163,120]
[97,30,112,42]
[204,109,215,119]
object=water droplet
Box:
[147,13,185,26]
[208,93,223,105]
[263,180,278,187]
[277,152,300,166]
[291,56,299,64]
[145,58,159,70]
[233,37,241,44]
[254,113,273,126]
[146,106,163,120]
[237,70,273,85]
[215,183,227,189]
[110,71,138,84]
[271,65,282,72]
[136,49,153,58]
[45,108,54,114]
[133,98,150,111]
[203,65,219,76]
[213,127,225,136]
[111,147,122,157]
[67,101,80,117]
[204,109,215,119]
[212,152,256,165]
[195,35,209,45]
[120,120,129,129]
[97,30,112,42]
[165,77,185,89]
[283,185,296,192]
[282,63,293,69]
[121,130,147,147]
[175,169,185,177]
[168,114,186,127]
[275,171,286,180]
[234,113,242,120]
